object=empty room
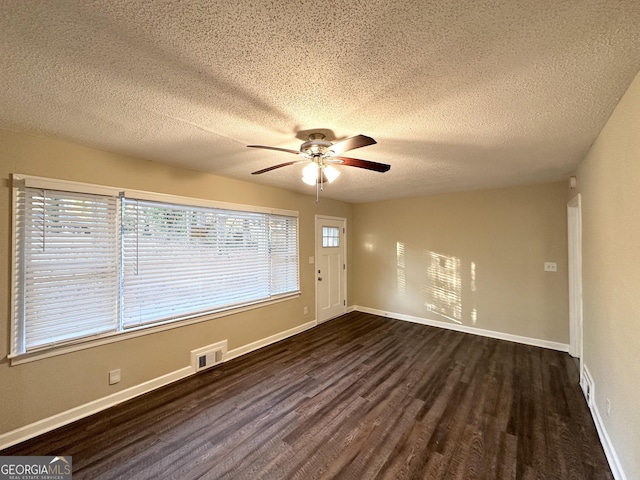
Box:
[0,1,639,479]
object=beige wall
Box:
[0,129,353,435]
[572,71,640,478]
[352,183,569,343]
[7,90,639,474]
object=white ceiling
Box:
[1,0,639,203]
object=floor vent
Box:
[581,366,594,407]
[191,341,227,372]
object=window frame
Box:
[10,174,300,365]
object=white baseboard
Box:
[225,319,316,361]
[583,365,627,480]
[353,306,570,352]
[9,311,623,479]
[0,366,194,451]
[354,307,627,479]
[0,319,317,451]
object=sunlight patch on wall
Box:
[424,251,462,324]
[471,261,478,325]
[396,241,406,296]
[471,261,477,292]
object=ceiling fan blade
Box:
[333,156,391,173]
[329,134,376,155]
[247,145,302,155]
[252,161,299,175]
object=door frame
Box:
[567,194,584,376]
[315,215,347,323]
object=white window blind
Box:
[12,178,300,356]
[13,187,119,353]
[270,215,299,295]
[122,199,274,328]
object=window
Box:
[322,226,340,247]
[12,188,120,353]
[11,175,299,356]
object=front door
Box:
[316,216,346,323]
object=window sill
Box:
[9,292,300,366]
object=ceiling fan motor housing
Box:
[300,134,333,156]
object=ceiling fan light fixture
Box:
[323,164,340,183]
[250,132,389,195]
[302,174,317,186]
[302,162,319,185]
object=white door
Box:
[316,216,347,323]
[567,194,584,373]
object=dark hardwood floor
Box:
[2,312,612,479]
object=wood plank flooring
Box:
[1,312,613,479]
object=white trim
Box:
[15,173,123,197]
[0,318,317,450]
[353,307,629,477]
[2,314,625,480]
[567,194,584,369]
[10,181,21,354]
[10,294,299,365]
[0,366,194,451]
[353,306,569,352]
[583,365,627,480]
[13,173,298,217]
[226,319,317,361]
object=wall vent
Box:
[191,340,227,372]
[581,366,594,407]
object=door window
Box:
[322,226,340,247]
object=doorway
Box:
[315,215,347,323]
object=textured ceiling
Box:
[1,0,639,203]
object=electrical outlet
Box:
[544,262,558,272]
[109,369,121,385]
[606,398,611,417]
[304,306,308,315]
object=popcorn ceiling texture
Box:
[0,0,639,203]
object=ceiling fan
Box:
[247,133,391,189]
